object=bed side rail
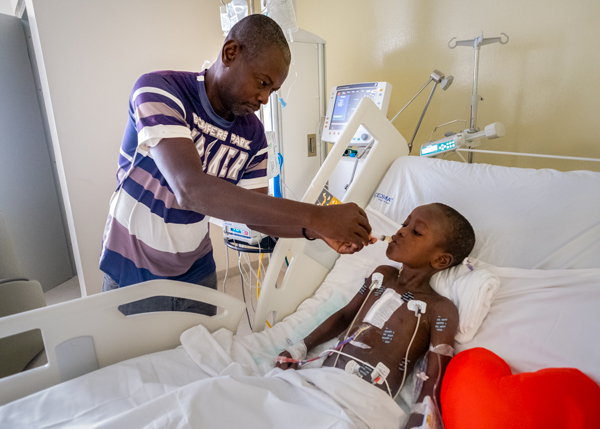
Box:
[0,280,245,405]
[253,98,408,332]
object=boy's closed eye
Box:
[401,223,422,236]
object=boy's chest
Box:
[349,288,434,354]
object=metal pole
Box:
[471,46,480,131]
[391,78,432,124]
[469,46,480,163]
[408,82,438,152]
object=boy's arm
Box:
[276,268,387,369]
[403,300,459,429]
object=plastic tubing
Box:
[394,312,422,400]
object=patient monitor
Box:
[322,82,392,197]
[322,82,392,145]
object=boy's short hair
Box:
[433,203,475,267]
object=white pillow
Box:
[430,258,500,343]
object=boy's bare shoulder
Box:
[372,265,400,276]
[429,293,459,321]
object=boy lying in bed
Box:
[276,203,475,428]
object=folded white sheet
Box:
[430,258,500,343]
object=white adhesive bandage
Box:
[345,360,360,375]
[285,340,307,361]
[363,288,404,329]
[429,343,454,357]
[370,272,384,290]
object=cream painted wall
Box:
[297,0,600,172]
[0,0,14,15]
[27,0,225,295]
[0,0,12,14]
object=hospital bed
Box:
[1,98,599,427]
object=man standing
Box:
[100,15,372,314]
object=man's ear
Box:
[221,39,240,66]
[432,252,453,270]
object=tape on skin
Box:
[429,343,454,357]
[358,283,368,295]
[435,316,448,332]
[373,286,386,297]
[401,291,414,303]
[382,327,394,344]
[358,364,373,378]
[398,357,410,373]
[285,340,307,361]
[363,288,404,329]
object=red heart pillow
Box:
[441,347,600,429]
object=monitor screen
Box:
[329,82,380,131]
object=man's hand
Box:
[311,203,372,250]
[275,351,298,370]
[320,236,376,254]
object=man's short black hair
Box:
[226,14,291,64]
[433,203,476,268]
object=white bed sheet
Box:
[0,348,211,428]
[455,265,600,385]
[0,332,404,429]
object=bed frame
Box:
[0,280,245,405]
[0,98,406,405]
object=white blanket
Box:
[0,329,405,429]
[89,368,403,429]
[0,348,211,428]
[180,324,406,429]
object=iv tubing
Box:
[394,311,422,399]
[333,283,377,367]
[433,351,443,419]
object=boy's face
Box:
[385,204,451,270]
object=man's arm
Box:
[149,138,371,247]
[247,188,372,254]
[403,300,459,429]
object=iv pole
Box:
[448,33,509,163]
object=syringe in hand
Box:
[371,232,392,243]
